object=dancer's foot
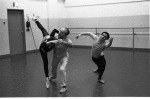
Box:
[32,14,37,21]
[60,86,67,93]
[46,77,50,88]
[97,79,105,84]
[93,69,99,73]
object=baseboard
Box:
[107,47,133,51]
[107,47,150,52]
[25,49,39,54]
[0,46,149,59]
[0,49,39,59]
[73,45,150,52]
[72,45,92,49]
[0,54,10,59]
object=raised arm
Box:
[105,37,114,48]
[46,38,73,47]
[76,32,97,40]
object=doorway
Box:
[7,9,26,55]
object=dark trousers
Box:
[35,21,49,37]
[92,56,106,80]
[35,21,57,37]
[36,20,57,77]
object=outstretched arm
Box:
[76,32,97,40]
[105,37,114,48]
[58,39,73,47]
[46,40,58,46]
[46,39,73,47]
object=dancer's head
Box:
[98,31,110,40]
[58,27,70,39]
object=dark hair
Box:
[101,31,110,40]
[64,27,70,36]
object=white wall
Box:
[0,0,49,56]
[47,0,68,32]
[0,0,149,56]
[48,0,149,18]
[48,0,149,49]
[66,1,149,18]
[65,0,147,7]
[65,0,144,7]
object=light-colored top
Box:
[78,32,113,58]
[91,35,106,58]
[53,37,72,58]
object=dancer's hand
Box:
[42,35,50,42]
[76,34,81,39]
[109,37,113,42]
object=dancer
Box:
[47,27,73,93]
[32,15,59,88]
[76,32,113,84]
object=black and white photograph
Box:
[0,0,149,97]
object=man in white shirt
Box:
[47,27,73,93]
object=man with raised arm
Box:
[76,31,113,84]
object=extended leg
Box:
[39,46,51,88]
[59,56,68,87]
[39,47,49,78]
[98,57,106,81]
[35,20,49,37]
[92,56,105,84]
[59,56,68,93]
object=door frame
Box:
[7,9,26,55]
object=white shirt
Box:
[53,37,72,58]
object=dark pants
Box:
[92,56,106,80]
[35,20,58,77]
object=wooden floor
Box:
[0,48,149,97]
